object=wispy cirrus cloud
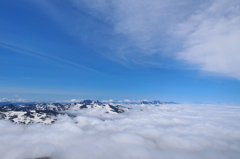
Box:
[0,88,104,97]
[32,0,240,80]
[0,42,101,73]
[175,0,240,80]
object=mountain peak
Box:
[80,100,102,105]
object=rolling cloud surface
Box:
[0,104,240,159]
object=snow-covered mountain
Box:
[0,100,129,124]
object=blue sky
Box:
[0,0,240,103]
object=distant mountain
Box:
[0,99,178,124]
[0,101,41,106]
[140,101,179,104]
[0,102,12,105]
[0,100,129,124]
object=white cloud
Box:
[100,100,109,103]
[109,99,114,102]
[0,104,240,159]
[69,0,183,53]
[176,0,240,79]
[72,0,240,80]
[69,99,82,103]
[34,0,240,80]
[55,99,85,103]
[124,99,131,102]
[101,99,114,103]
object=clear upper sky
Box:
[0,0,240,103]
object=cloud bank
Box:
[0,104,240,159]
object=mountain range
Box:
[0,100,178,124]
[0,100,129,124]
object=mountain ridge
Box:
[0,100,129,124]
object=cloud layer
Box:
[0,103,240,159]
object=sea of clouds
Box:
[0,103,240,159]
